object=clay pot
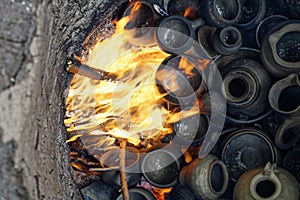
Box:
[260,20,300,78]
[255,15,288,47]
[221,58,271,119]
[123,1,163,46]
[155,15,209,59]
[169,183,199,200]
[212,26,242,55]
[116,187,156,200]
[283,145,300,183]
[201,0,241,28]
[173,112,209,146]
[197,26,218,58]
[235,0,267,30]
[179,154,229,199]
[141,147,182,188]
[100,147,140,187]
[275,116,300,149]
[167,0,202,20]
[220,128,279,181]
[234,162,300,200]
[155,54,206,106]
[269,74,300,116]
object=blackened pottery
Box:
[275,116,300,149]
[116,187,156,200]
[283,145,300,183]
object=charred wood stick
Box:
[119,139,129,200]
[65,59,119,82]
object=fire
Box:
[183,7,193,18]
[64,2,207,155]
[152,187,172,200]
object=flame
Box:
[64,3,208,153]
[152,187,172,200]
[178,57,196,77]
[183,7,193,18]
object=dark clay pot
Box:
[202,0,241,28]
[197,26,218,58]
[212,26,242,55]
[235,0,267,30]
[123,0,164,47]
[141,147,182,188]
[155,54,206,106]
[179,154,229,199]
[275,116,300,149]
[255,15,288,47]
[269,74,300,116]
[220,128,279,181]
[116,187,156,200]
[167,0,202,20]
[260,20,300,78]
[156,15,208,59]
[283,145,300,183]
[234,162,300,200]
[221,58,271,119]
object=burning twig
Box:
[65,59,119,82]
[119,139,129,200]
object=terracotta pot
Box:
[201,0,241,28]
[212,26,242,55]
[220,128,279,181]
[155,54,206,106]
[269,74,300,116]
[141,147,182,188]
[235,0,266,30]
[275,116,300,149]
[116,187,156,200]
[100,147,140,187]
[255,15,288,47]
[260,20,300,78]
[234,162,300,200]
[155,15,209,59]
[179,154,229,199]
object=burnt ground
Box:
[0,0,121,199]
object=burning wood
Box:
[65,59,119,82]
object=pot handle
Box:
[250,162,282,199]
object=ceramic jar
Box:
[275,116,300,149]
[179,154,229,199]
[234,162,300,200]
[116,187,156,200]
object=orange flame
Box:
[183,7,193,18]
[64,3,207,151]
[152,187,172,200]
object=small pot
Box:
[235,0,267,30]
[141,147,182,188]
[155,54,206,106]
[283,145,300,183]
[255,15,288,47]
[269,74,300,116]
[155,15,209,59]
[275,116,300,149]
[116,187,156,200]
[234,162,300,200]
[212,26,242,55]
[179,154,229,199]
[220,128,279,181]
[100,147,140,187]
[261,20,300,78]
[201,0,241,28]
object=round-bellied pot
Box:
[283,145,300,183]
[235,0,267,30]
[233,162,300,200]
[219,128,279,181]
[179,154,229,199]
[201,0,241,28]
[260,20,300,78]
[275,116,300,149]
[269,74,300,116]
[167,0,202,20]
